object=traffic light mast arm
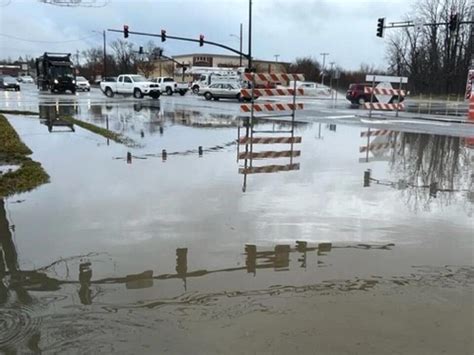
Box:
[108,28,251,60]
[383,20,474,29]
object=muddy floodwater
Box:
[0,89,473,354]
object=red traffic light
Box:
[199,34,204,47]
[123,25,129,38]
[161,29,166,42]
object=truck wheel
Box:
[133,89,143,99]
[151,92,160,100]
[166,87,173,96]
[105,87,114,97]
[358,97,366,105]
[204,92,213,101]
[179,90,186,96]
[192,86,199,94]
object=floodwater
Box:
[1,87,473,354]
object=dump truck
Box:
[36,52,76,94]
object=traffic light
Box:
[376,18,385,38]
[449,13,458,32]
[199,34,204,47]
[123,25,129,39]
[158,49,163,57]
[138,46,143,54]
[161,29,166,42]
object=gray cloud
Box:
[0,0,413,69]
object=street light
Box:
[230,23,243,67]
[320,52,329,86]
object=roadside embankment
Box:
[0,114,50,197]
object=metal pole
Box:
[103,30,107,78]
[320,52,329,85]
[395,77,402,117]
[248,0,252,70]
[239,23,243,67]
[369,76,375,118]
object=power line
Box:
[0,32,97,43]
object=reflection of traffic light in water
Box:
[79,262,92,305]
[273,245,290,271]
[176,248,188,290]
[245,244,256,275]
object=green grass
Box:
[61,116,139,147]
[0,114,50,197]
[0,109,39,116]
[0,114,32,156]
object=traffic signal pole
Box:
[108,29,251,62]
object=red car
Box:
[346,83,403,105]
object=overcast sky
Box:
[0,0,414,70]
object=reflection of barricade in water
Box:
[237,74,305,192]
[359,128,399,163]
[38,104,75,132]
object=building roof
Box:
[171,53,290,65]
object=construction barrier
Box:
[364,87,407,96]
[238,136,302,145]
[360,129,395,137]
[240,103,304,113]
[242,73,305,82]
[239,163,300,175]
[238,150,301,160]
[359,142,400,153]
[240,88,305,98]
[363,103,405,111]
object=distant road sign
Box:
[366,74,408,84]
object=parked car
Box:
[346,83,404,105]
[100,74,160,99]
[18,75,34,84]
[75,76,91,92]
[0,76,20,91]
[199,82,248,101]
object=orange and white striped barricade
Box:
[364,87,407,97]
[240,88,305,98]
[240,103,304,113]
[239,163,300,175]
[363,103,405,111]
[238,136,302,145]
[360,129,395,137]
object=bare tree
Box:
[110,39,137,74]
[386,0,471,95]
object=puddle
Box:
[1,92,473,353]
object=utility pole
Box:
[274,54,280,62]
[103,30,107,78]
[329,61,335,94]
[239,23,243,67]
[320,52,329,85]
[248,0,253,71]
[230,24,244,67]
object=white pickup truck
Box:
[100,74,160,99]
[153,77,188,96]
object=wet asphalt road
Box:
[0,84,473,354]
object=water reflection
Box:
[238,118,303,192]
[39,104,75,132]
[359,127,474,210]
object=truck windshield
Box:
[130,75,147,82]
[51,66,74,78]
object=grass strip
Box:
[0,114,50,197]
[60,116,139,147]
[0,109,39,116]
